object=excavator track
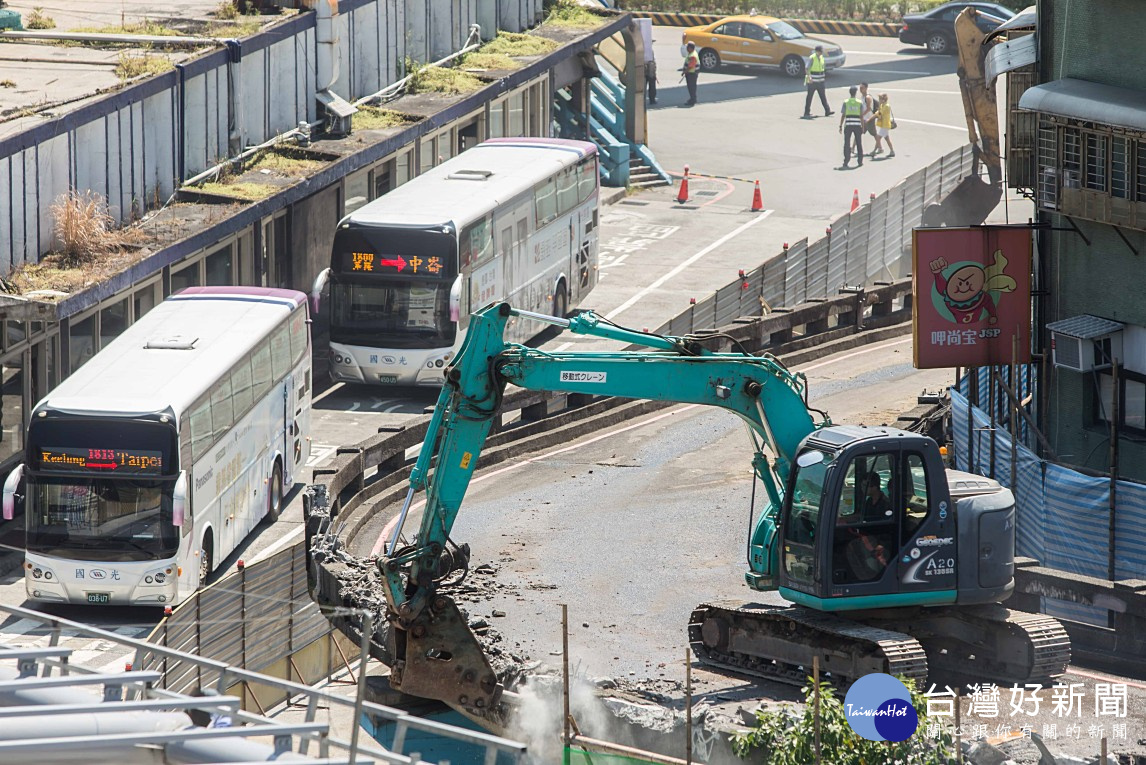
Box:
[689,600,929,688]
[689,602,1071,690]
[876,605,1071,687]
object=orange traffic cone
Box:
[750,180,763,212]
[850,188,860,212]
[676,165,690,204]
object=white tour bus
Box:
[2,287,312,606]
[313,137,600,386]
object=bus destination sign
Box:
[39,447,165,474]
[343,251,444,276]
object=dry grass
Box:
[352,107,418,131]
[247,151,322,177]
[25,8,56,29]
[196,181,274,200]
[408,65,484,95]
[544,0,603,28]
[461,52,519,71]
[0,80,15,89]
[50,191,114,266]
[214,0,240,20]
[207,18,263,38]
[481,31,559,57]
[76,20,179,36]
[115,52,174,80]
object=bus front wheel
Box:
[553,283,568,319]
[267,461,284,523]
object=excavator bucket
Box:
[921,173,1002,228]
[388,594,506,725]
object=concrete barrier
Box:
[624,10,900,37]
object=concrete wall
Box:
[0,0,543,272]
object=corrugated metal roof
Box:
[1018,78,1146,133]
[1046,314,1124,339]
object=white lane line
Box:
[0,618,41,637]
[249,524,305,565]
[874,88,960,95]
[799,337,912,373]
[312,382,344,405]
[895,117,966,131]
[605,211,774,321]
[551,342,574,353]
[846,67,935,75]
[348,402,360,412]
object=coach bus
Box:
[2,287,312,606]
[312,137,600,386]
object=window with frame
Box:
[270,322,292,381]
[252,344,272,400]
[232,358,254,420]
[556,166,579,215]
[713,22,740,36]
[1085,132,1108,192]
[1096,369,1146,435]
[535,177,558,227]
[189,398,213,463]
[210,377,233,442]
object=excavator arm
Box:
[922,6,1005,227]
[377,302,828,723]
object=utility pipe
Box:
[352,24,481,108]
[0,30,238,47]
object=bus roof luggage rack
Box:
[145,335,198,350]
[447,169,492,180]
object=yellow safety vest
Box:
[843,97,863,126]
[684,51,700,73]
[809,53,825,82]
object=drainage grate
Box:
[694,190,719,197]
[620,200,649,206]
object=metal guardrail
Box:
[0,603,527,764]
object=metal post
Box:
[988,365,997,478]
[1109,363,1119,585]
[813,655,821,765]
[685,647,693,765]
[1102,736,1108,763]
[967,368,978,470]
[562,604,571,765]
[955,690,962,765]
[349,612,372,765]
[1011,338,1019,492]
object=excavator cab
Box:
[774,425,1014,611]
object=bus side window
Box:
[289,307,308,367]
[535,178,557,227]
[557,166,578,215]
[577,157,597,204]
[252,344,272,401]
[232,358,254,420]
[271,322,292,382]
[210,377,233,444]
[189,398,212,465]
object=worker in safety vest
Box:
[802,45,832,118]
[838,85,865,168]
[682,41,700,106]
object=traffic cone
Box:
[850,188,860,212]
[676,165,690,204]
[750,180,763,212]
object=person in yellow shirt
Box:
[682,41,700,106]
[872,93,896,158]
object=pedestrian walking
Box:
[838,85,864,168]
[859,82,877,143]
[682,41,700,106]
[802,45,833,118]
[872,93,896,157]
[638,18,658,105]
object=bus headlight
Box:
[32,568,42,579]
[144,567,173,586]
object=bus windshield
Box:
[26,477,178,561]
[330,278,455,348]
[26,417,179,561]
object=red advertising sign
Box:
[912,226,1031,369]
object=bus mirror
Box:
[449,276,462,323]
[311,268,331,313]
[173,471,188,527]
[3,464,23,521]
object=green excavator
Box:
[376,302,1069,727]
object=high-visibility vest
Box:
[684,50,699,73]
[808,53,825,83]
[843,97,863,126]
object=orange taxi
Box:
[682,13,846,78]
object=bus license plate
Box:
[378,374,398,384]
[86,593,110,604]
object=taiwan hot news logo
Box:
[844,673,919,742]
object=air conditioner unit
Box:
[1047,315,1124,373]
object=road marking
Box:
[1069,667,1146,691]
[312,382,344,405]
[348,402,360,412]
[846,67,935,75]
[551,342,574,353]
[605,211,774,322]
[875,87,960,95]
[371,403,699,557]
[306,443,338,468]
[250,524,305,565]
[895,117,965,131]
[799,337,912,373]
